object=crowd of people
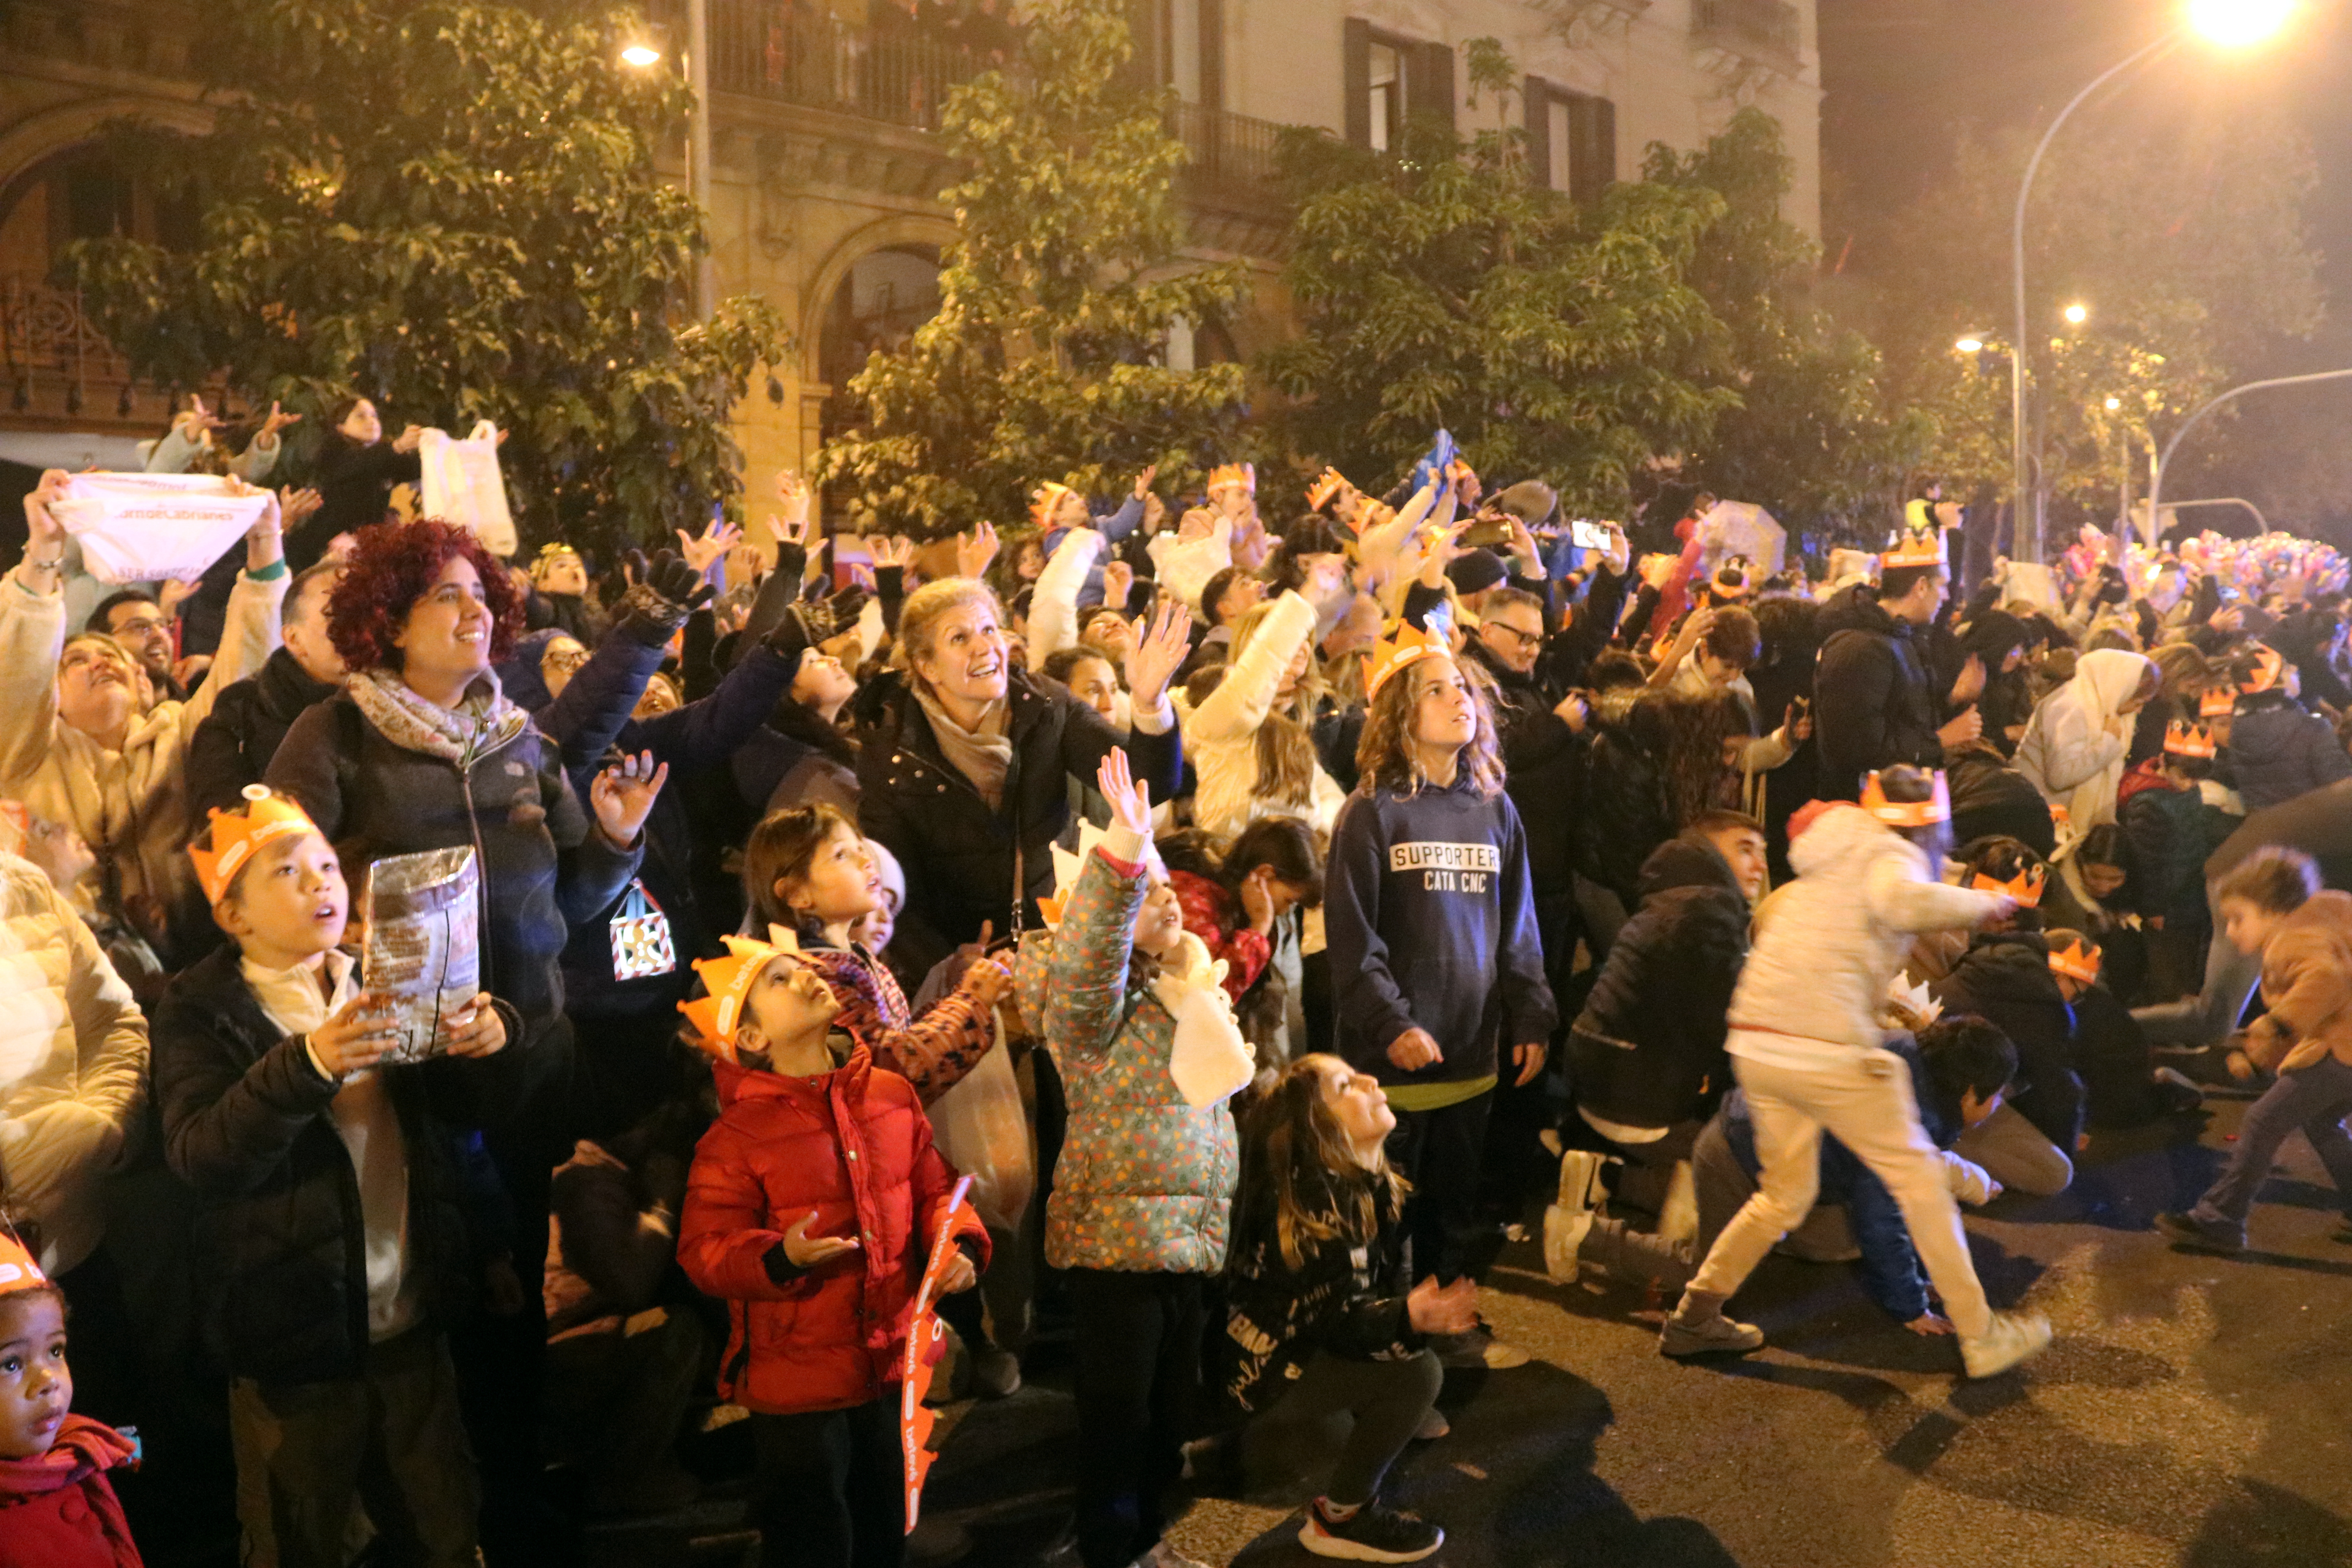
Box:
[7,397,2352,1568]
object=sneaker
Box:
[1299,1499,1445,1563]
[1658,1305,1764,1358]
[2154,1210,2246,1253]
[1544,1148,1611,1281]
[1412,1406,1450,1440]
[1958,1310,2052,1379]
[969,1343,1023,1398]
[2152,1066,2206,1113]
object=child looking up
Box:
[677,931,985,1568]
[1325,612,1556,1368]
[0,1229,144,1567]
[152,786,507,1568]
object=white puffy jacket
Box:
[1175,591,1343,840]
[1729,804,2005,1057]
[2014,648,2153,832]
[0,853,148,1273]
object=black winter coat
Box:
[185,646,339,828]
[1814,584,1945,801]
[265,686,643,1053]
[293,437,421,569]
[2223,693,2352,814]
[1466,638,1581,896]
[1946,746,2056,859]
[1572,696,1678,908]
[1215,1174,1418,1417]
[1933,932,2083,1150]
[1570,837,1749,1131]
[857,669,1184,974]
[152,946,481,1385]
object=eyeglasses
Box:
[1485,622,1544,652]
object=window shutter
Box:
[1412,40,1455,132]
[1199,0,1224,113]
[1343,18,1371,148]
[1570,94,1618,205]
[1523,75,1550,187]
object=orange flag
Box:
[901,1175,973,1532]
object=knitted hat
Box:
[1445,549,1509,596]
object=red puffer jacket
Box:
[679,1047,986,1415]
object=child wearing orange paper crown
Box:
[2119,719,2246,1000]
[0,1226,144,1567]
[149,785,505,1568]
[2217,643,2352,814]
[674,929,984,1568]
[1325,605,1556,1373]
[1034,465,1158,611]
[1660,767,2056,1379]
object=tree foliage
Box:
[815,0,1250,538]
[1645,110,1929,533]
[70,0,787,560]
[1259,59,1732,516]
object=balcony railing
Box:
[706,3,993,131]
[1166,101,1287,206]
[2,277,146,423]
[1691,0,1802,70]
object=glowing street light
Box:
[2188,0,2294,47]
[1956,335,1986,355]
[2062,303,2089,326]
[2105,396,2123,411]
[621,42,663,67]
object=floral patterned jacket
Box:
[790,933,993,1107]
[1014,847,1237,1274]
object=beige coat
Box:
[2245,890,2352,1074]
[1177,589,1344,841]
[0,853,147,1272]
[0,561,286,919]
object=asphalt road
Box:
[591,1084,2352,1568]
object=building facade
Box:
[0,0,1817,510]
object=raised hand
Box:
[158,578,200,617]
[255,400,302,441]
[768,511,812,551]
[870,535,917,573]
[1102,558,1135,611]
[1096,748,1153,839]
[392,424,425,454]
[958,955,1014,1008]
[676,517,743,577]
[1122,597,1192,710]
[590,750,669,846]
[956,521,1000,580]
[235,477,285,570]
[1133,463,1158,499]
[280,486,325,529]
[774,469,813,525]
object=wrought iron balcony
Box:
[705,3,993,131]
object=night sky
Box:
[1820,0,2352,367]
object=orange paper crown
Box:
[1305,467,1350,511]
[2164,720,2219,759]
[2198,687,2237,717]
[190,785,323,906]
[1860,770,1951,827]
[1882,524,1948,570]
[1363,602,1457,701]
[1207,462,1256,497]
[2048,934,2102,986]
[1030,481,1077,530]
[2237,644,2285,695]
[0,1229,46,1296]
[678,932,803,1063]
[1970,863,2047,906]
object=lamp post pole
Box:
[688,0,715,321]
[2148,368,2352,537]
[2010,31,2177,563]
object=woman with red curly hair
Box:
[265,519,666,1052]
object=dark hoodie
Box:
[1569,835,1750,1132]
[1932,932,2082,1150]
[1814,582,1944,800]
[1326,777,1557,1090]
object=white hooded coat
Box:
[2014,648,2154,834]
[1728,804,2006,1063]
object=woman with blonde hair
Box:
[1324,616,1555,1365]
[857,575,1191,973]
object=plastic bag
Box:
[1694,499,1786,580]
[361,847,481,1064]
[925,1019,1034,1233]
[50,472,273,585]
[419,421,518,558]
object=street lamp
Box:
[620,9,715,322]
[2008,0,2293,563]
[2147,366,2352,544]
[2062,303,2089,327]
[2104,396,2122,411]
[1955,335,1987,355]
